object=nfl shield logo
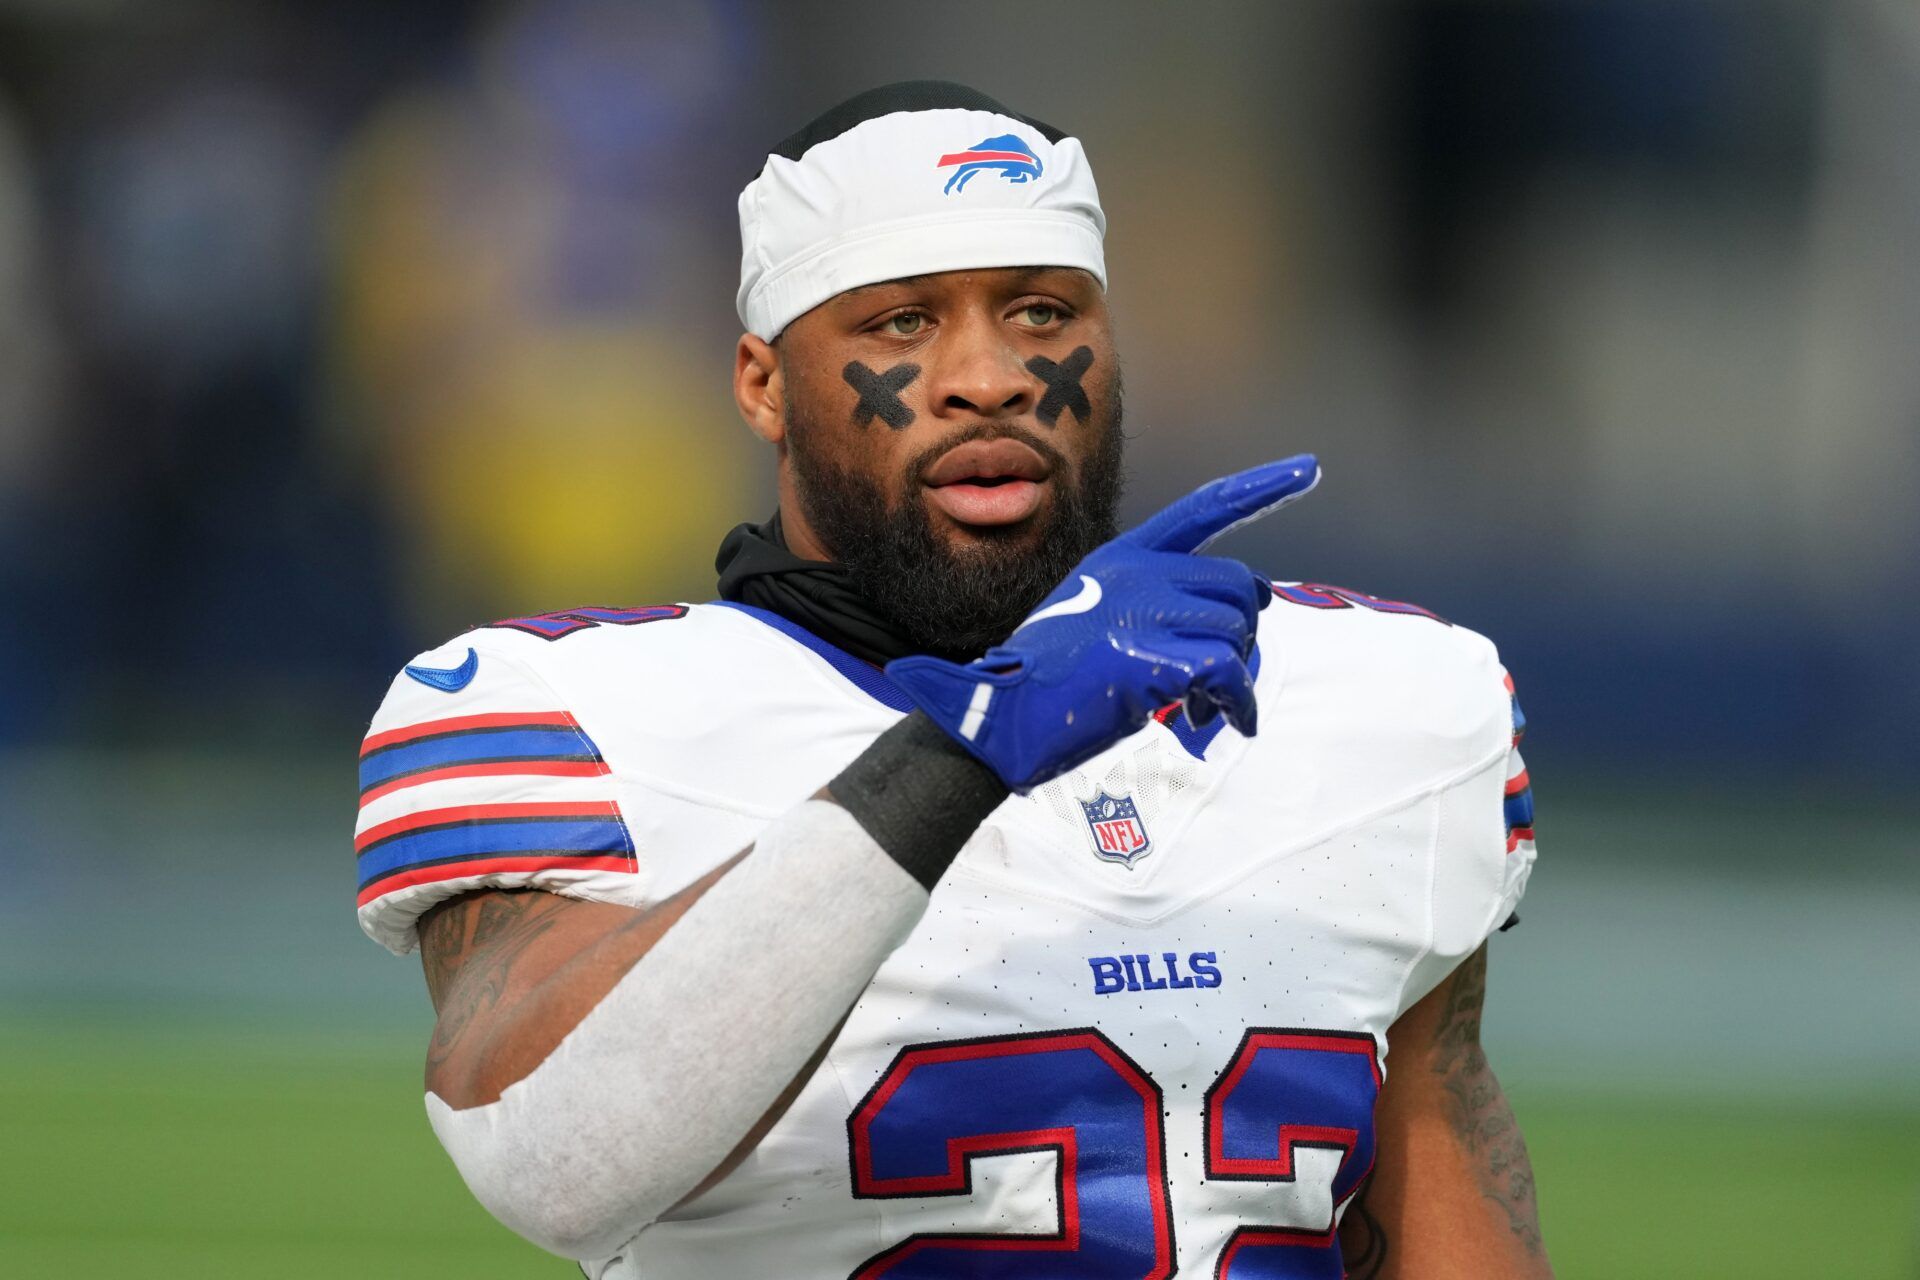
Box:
[1080,791,1152,868]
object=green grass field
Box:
[4,1021,1915,1278]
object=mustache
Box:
[781,377,1126,659]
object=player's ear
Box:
[734,333,785,445]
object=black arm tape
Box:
[827,711,1010,891]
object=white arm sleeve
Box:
[425,799,926,1261]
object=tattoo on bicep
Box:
[1025,345,1093,427]
[844,360,920,429]
[420,891,569,1073]
[1432,945,1546,1255]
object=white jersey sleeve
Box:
[354,633,648,955]
[1404,657,1539,1015]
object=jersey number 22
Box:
[847,1026,1379,1279]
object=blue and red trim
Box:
[1505,767,1535,853]
[847,1027,1175,1280]
[1269,582,1450,626]
[486,604,688,641]
[357,711,607,806]
[1502,671,1534,853]
[354,800,633,905]
[1203,1028,1382,1278]
[1505,671,1528,746]
[1151,643,1262,761]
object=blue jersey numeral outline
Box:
[486,604,688,640]
[846,1025,1379,1279]
[1268,582,1449,626]
[847,1028,1175,1280]
[1204,1029,1381,1279]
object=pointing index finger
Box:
[1120,454,1322,554]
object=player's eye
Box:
[1017,303,1058,327]
[883,312,925,336]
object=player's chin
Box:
[920,478,1052,536]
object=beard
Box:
[787,407,1125,661]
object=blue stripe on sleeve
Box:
[358,728,598,791]
[356,816,631,888]
[1504,787,1535,832]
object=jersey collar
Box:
[714,599,1256,763]
[711,601,916,712]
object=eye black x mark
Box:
[1025,346,1094,427]
[843,361,921,430]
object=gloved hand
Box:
[885,454,1321,793]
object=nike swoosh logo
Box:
[405,647,479,693]
[1014,575,1102,633]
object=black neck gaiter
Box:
[714,512,919,668]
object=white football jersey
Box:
[355,588,1535,1279]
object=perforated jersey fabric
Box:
[353,593,1534,1275]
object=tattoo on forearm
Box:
[1432,945,1545,1255]
[419,891,569,1074]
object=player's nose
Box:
[924,316,1035,421]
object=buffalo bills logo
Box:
[937,133,1043,195]
[1080,791,1152,868]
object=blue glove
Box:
[886,455,1321,793]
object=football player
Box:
[354,81,1547,1278]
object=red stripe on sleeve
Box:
[360,710,585,757]
[357,758,610,808]
[355,854,636,907]
[356,799,624,854]
[1505,769,1531,796]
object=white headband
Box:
[737,83,1107,341]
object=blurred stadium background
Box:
[1,1,1915,1276]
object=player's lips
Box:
[921,439,1052,526]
